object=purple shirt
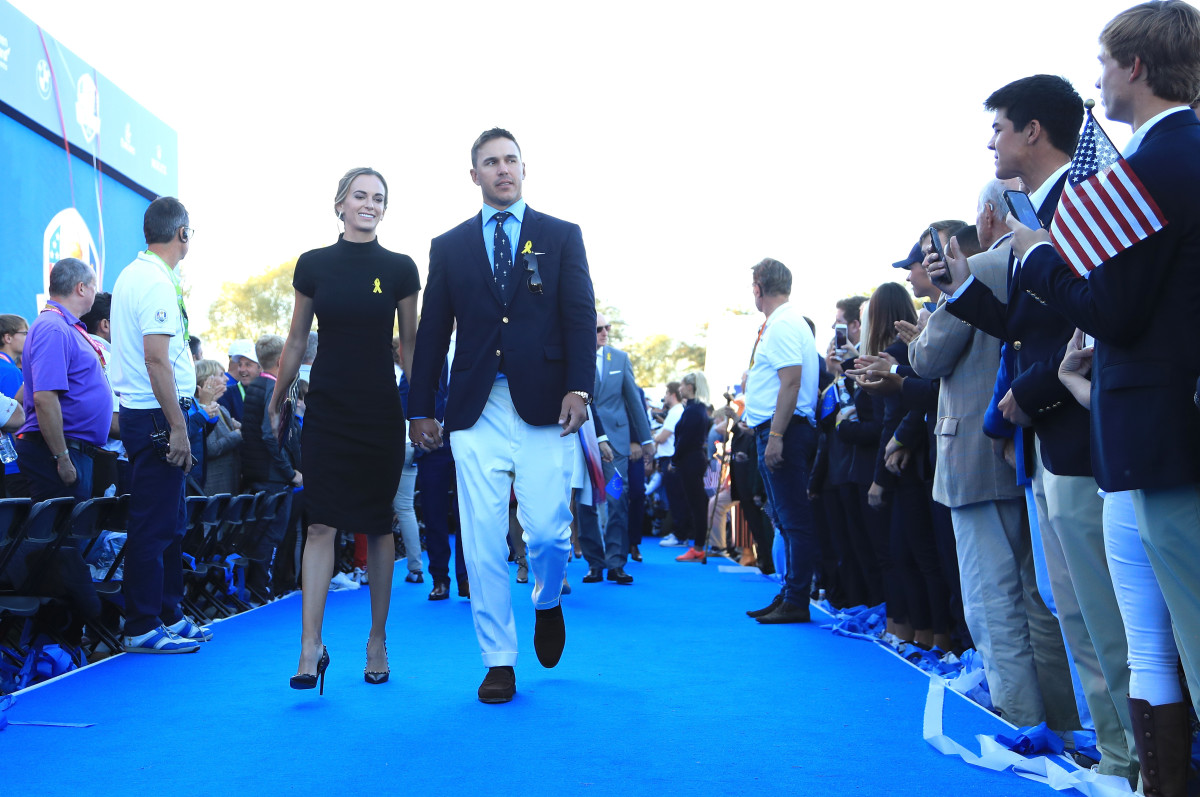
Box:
[18,300,112,446]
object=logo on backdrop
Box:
[75,73,101,143]
[0,34,11,71]
[36,59,52,99]
[151,143,167,176]
[44,209,101,295]
[120,123,135,156]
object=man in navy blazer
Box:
[933,75,1137,782]
[1010,0,1200,747]
[410,128,595,704]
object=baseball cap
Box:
[228,339,258,363]
[892,241,923,270]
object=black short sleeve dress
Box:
[293,235,420,533]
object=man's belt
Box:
[17,430,114,459]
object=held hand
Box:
[998,388,1034,427]
[894,319,921,345]
[884,447,911,476]
[1006,212,1050,261]
[291,470,303,487]
[599,441,615,462]
[56,454,78,487]
[763,434,784,470]
[643,441,657,460]
[559,393,587,436]
[167,425,192,472]
[630,442,643,461]
[410,418,443,452]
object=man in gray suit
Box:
[908,210,1077,732]
[578,311,655,585]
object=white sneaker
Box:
[330,572,360,591]
[658,533,684,547]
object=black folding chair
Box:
[0,498,78,676]
[66,497,124,654]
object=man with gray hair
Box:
[976,178,1021,250]
[13,258,112,501]
[111,196,211,653]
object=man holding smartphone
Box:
[1010,4,1200,788]
[929,75,1136,784]
[111,197,211,654]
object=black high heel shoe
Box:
[290,646,330,694]
[364,639,389,684]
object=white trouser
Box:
[452,381,576,667]
[1104,490,1182,706]
[391,432,421,573]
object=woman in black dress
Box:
[271,168,419,692]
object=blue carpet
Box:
[2,543,1057,795]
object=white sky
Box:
[10,0,1156,354]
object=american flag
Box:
[1049,109,1167,277]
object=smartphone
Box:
[834,323,848,349]
[927,226,952,285]
[1003,189,1042,229]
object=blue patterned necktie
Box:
[492,211,513,301]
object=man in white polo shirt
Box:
[742,257,820,624]
[110,197,210,654]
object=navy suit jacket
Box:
[1020,109,1200,492]
[409,206,596,432]
[946,173,1093,478]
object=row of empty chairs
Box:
[0,489,290,690]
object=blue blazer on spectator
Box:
[409,206,595,432]
[1020,109,1200,492]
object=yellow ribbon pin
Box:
[372,278,382,294]
[521,241,532,255]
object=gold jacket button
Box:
[1013,341,1022,350]
[502,317,509,323]
[495,349,502,356]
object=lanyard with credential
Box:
[144,250,189,340]
[40,304,107,369]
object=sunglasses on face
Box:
[596,324,612,333]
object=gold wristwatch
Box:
[569,390,591,405]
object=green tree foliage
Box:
[595,301,626,346]
[207,259,299,345]
[625,334,706,387]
